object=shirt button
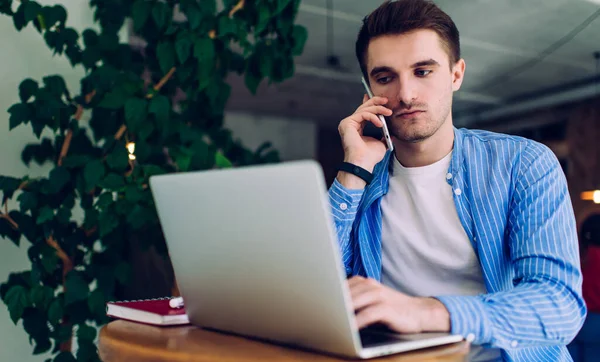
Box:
[511,340,518,348]
[454,188,462,196]
[345,267,352,275]
[465,333,475,343]
[340,203,348,211]
[446,173,453,180]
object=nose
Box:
[395,77,417,107]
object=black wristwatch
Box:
[338,162,374,185]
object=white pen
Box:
[169,296,184,309]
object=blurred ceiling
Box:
[226,0,600,129]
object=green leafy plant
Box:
[0,0,307,360]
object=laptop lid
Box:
[149,160,362,357]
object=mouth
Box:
[395,110,425,118]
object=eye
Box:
[376,76,393,84]
[415,69,432,77]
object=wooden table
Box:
[99,320,469,361]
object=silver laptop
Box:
[149,160,463,359]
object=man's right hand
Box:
[336,95,392,189]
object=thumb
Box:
[362,94,369,104]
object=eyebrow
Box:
[369,59,441,77]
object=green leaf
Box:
[99,173,125,190]
[255,4,271,34]
[127,205,154,230]
[98,211,118,237]
[13,4,26,31]
[215,151,233,168]
[0,217,21,246]
[98,89,126,109]
[53,351,76,362]
[30,285,54,310]
[0,176,21,200]
[47,298,63,325]
[152,2,171,30]
[132,0,152,32]
[142,165,167,177]
[64,272,89,306]
[83,160,106,191]
[42,5,67,27]
[5,285,30,324]
[8,103,32,130]
[23,1,41,23]
[36,206,54,224]
[185,4,204,30]
[87,289,106,320]
[124,97,148,133]
[175,33,193,64]
[48,167,70,193]
[156,41,176,74]
[77,324,97,342]
[40,247,59,274]
[275,0,292,14]
[149,95,170,125]
[33,337,51,355]
[43,75,67,97]
[95,192,113,210]
[218,16,237,37]
[106,144,130,172]
[77,340,98,362]
[193,37,215,66]
[124,185,144,203]
[56,207,71,225]
[292,25,308,56]
[19,78,39,102]
[244,70,262,95]
[18,192,37,212]
[61,155,91,168]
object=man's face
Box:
[366,29,465,143]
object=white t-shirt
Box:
[380,152,502,362]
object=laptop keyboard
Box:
[359,327,452,348]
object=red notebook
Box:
[106,298,190,326]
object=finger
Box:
[356,96,388,111]
[359,105,393,118]
[347,275,366,287]
[349,111,384,128]
[348,278,381,303]
[362,94,369,104]
[352,288,384,312]
[355,303,390,330]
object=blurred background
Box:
[2,0,600,360]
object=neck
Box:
[393,117,454,168]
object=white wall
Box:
[0,2,317,361]
[224,112,317,162]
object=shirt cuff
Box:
[328,178,364,217]
[434,295,493,345]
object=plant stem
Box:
[229,0,245,17]
[114,125,127,140]
[46,235,73,283]
[0,202,19,230]
[57,130,73,166]
[150,67,176,96]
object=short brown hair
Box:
[355,0,460,78]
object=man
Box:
[328,0,586,361]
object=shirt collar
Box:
[368,127,464,196]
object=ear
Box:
[451,59,466,92]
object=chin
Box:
[393,125,436,143]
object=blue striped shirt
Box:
[328,127,586,361]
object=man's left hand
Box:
[348,276,451,333]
